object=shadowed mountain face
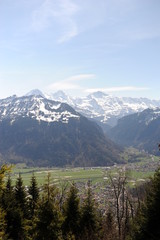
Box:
[0,95,123,167]
[108,108,160,155]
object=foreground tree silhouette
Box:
[0,207,6,240]
[35,173,63,240]
[15,174,27,216]
[62,183,80,240]
[2,176,16,239]
[0,165,11,239]
[102,209,117,240]
[28,173,39,217]
[130,168,160,240]
[6,174,28,240]
[80,181,101,240]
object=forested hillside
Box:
[108,108,160,155]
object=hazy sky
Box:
[0,0,160,99]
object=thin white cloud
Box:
[47,74,96,91]
[65,74,95,82]
[31,0,79,43]
[86,86,149,93]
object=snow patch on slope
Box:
[46,91,160,126]
[0,95,80,124]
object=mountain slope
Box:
[0,95,123,166]
[108,108,160,155]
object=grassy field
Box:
[10,166,105,186]
[8,163,157,187]
[5,148,160,188]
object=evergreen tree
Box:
[0,165,10,239]
[15,173,27,215]
[80,182,101,240]
[1,176,15,239]
[12,174,28,240]
[35,173,63,240]
[25,174,40,239]
[130,167,160,240]
[5,206,26,240]
[0,207,6,240]
[102,209,117,240]
[2,175,13,207]
[35,200,63,240]
[62,183,81,239]
[0,165,11,192]
[28,173,39,217]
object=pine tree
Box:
[0,165,11,192]
[102,209,117,240]
[28,173,39,217]
[62,183,81,239]
[0,207,6,240]
[24,174,40,239]
[80,181,101,240]
[35,173,63,240]
[35,200,63,240]
[1,176,15,239]
[2,175,13,207]
[0,165,11,239]
[15,173,27,215]
[130,167,160,240]
[12,174,28,240]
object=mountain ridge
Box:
[25,89,160,127]
[0,95,123,167]
[107,108,160,155]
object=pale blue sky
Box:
[0,0,160,99]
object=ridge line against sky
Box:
[0,0,160,99]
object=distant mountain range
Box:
[1,90,160,166]
[0,95,123,167]
[107,108,160,155]
[27,89,160,127]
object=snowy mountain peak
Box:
[51,90,67,99]
[45,91,74,106]
[0,95,80,124]
[22,90,160,126]
[25,89,45,97]
[88,91,108,99]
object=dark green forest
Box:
[0,165,160,240]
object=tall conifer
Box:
[62,183,80,239]
[28,173,39,217]
[15,173,27,214]
[80,181,101,240]
[130,168,160,240]
[35,173,63,240]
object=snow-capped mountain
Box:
[0,95,123,166]
[0,95,80,124]
[25,89,45,97]
[44,91,160,126]
[45,90,74,106]
[108,108,160,155]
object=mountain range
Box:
[1,89,160,166]
[27,89,160,127]
[0,95,123,167]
